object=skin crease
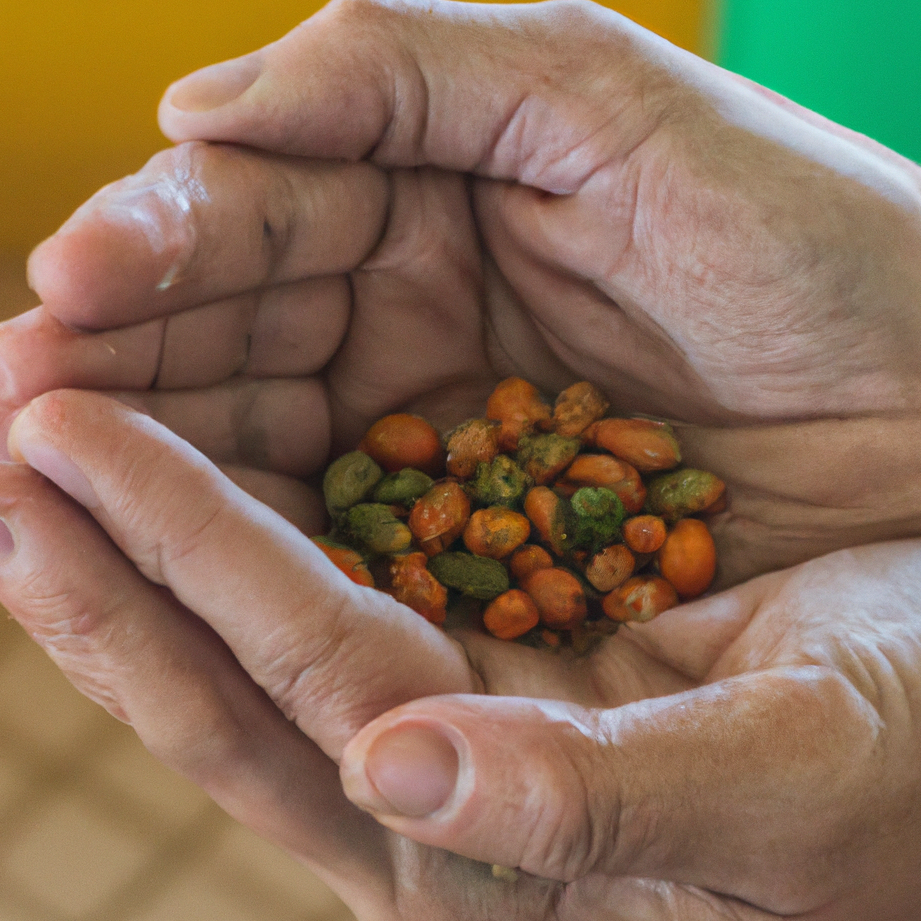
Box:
[0,0,919,918]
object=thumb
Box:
[340,674,876,912]
[158,0,684,191]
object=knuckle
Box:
[134,140,214,256]
[12,556,118,641]
[325,0,400,26]
[259,165,298,282]
[7,576,135,722]
[541,0,608,32]
[151,138,212,176]
[103,441,226,585]
[257,590,354,718]
[516,733,617,881]
[255,584,404,752]
[153,494,224,578]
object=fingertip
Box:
[6,393,101,510]
[341,695,627,880]
[25,236,68,319]
[342,718,463,820]
[169,56,263,114]
[2,391,59,467]
[6,405,27,464]
[26,211,178,329]
[158,54,264,141]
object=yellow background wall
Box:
[0,1,705,255]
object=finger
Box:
[28,142,388,328]
[218,464,326,536]
[341,675,880,914]
[0,315,335,478]
[0,288,346,473]
[0,462,386,895]
[115,375,332,477]
[160,0,675,186]
[0,307,161,447]
[145,274,351,388]
[7,389,478,757]
[158,0,916,203]
[0,271,347,409]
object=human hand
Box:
[5,0,921,586]
[1,387,919,920]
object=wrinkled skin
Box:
[1,1,921,918]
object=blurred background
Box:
[0,1,918,919]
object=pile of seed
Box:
[314,378,725,648]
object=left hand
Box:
[1,388,919,920]
[4,0,921,586]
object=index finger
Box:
[7,389,478,757]
[28,143,389,328]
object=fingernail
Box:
[359,724,460,818]
[0,519,15,559]
[12,440,99,510]
[168,55,262,113]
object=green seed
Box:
[516,433,581,485]
[645,469,726,522]
[323,451,384,516]
[428,552,510,601]
[373,468,434,507]
[467,455,532,509]
[345,503,413,555]
[569,486,625,553]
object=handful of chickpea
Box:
[315,379,725,649]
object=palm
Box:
[301,540,921,920]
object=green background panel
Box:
[716,0,921,162]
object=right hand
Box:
[2,388,920,920]
[5,0,921,585]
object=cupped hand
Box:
[1,388,919,920]
[3,0,921,585]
